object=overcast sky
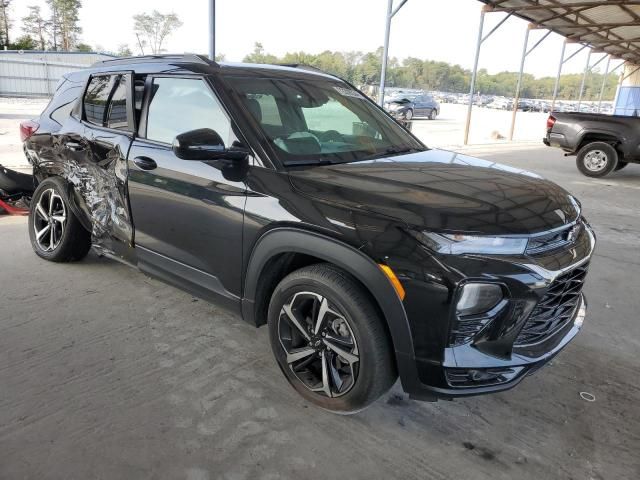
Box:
[11,0,610,77]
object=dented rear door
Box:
[56,71,136,261]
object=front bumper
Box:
[405,295,586,400]
[390,222,595,401]
[388,109,409,119]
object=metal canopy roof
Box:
[479,1,640,65]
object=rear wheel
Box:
[28,177,91,262]
[429,108,437,120]
[404,109,413,121]
[267,264,397,414]
[576,142,619,178]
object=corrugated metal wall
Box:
[0,51,115,97]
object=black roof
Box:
[88,54,336,80]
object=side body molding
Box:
[241,227,423,393]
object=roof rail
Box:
[91,53,216,68]
[277,63,330,74]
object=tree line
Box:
[243,43,620,100]
[0,1,619,102]
[1,0,81,51]
[0,1,182,57]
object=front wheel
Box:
[404,109,413,121]
[429,109,437,120]
[28,177,91,262]
[615,161,628,171]
[267,264,397,414]
[576,142,619,178]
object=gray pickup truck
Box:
[544,112,639,177]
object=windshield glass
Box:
[227,75,425,166]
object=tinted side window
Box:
[107,76,129,130]
[146,77,232,145]
[84,76,112,125]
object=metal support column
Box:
[551,43,587,112]
[602,60,626,112]
[597,55,611,112]
[209,0,216,61]
[577,48,592,110]
[509,26,551,141]
[551,41,566,112]
[379,0,394,106]
[509,27,530,141]
[463,10,486,145]
[378,0,409,106]
[463,7,512,145]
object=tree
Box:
[48,0,82,51]
[133,10,182,54]
[0,0,11,48]
[75,42,91,52]
[117,44,132,57]
[243,42,278,64]
[11,35,37,50]
[22,5,49,50]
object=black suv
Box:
[21,55,595,413]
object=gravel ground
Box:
[1,145,639,479]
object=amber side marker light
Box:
[378,264,406,301]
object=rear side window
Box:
[83,74,132,131]
[107,76,129,130]
[84,76,112,125]
[145,77,232,145]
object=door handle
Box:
[133,156,157,171]
[65,141,84,151]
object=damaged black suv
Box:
[22,55,595,413]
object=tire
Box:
[615,161,628,171]
[429,109,437,120]
[576,142,619,178]
[28,177,91,262]
[267,263,397,414]
[404,109,413,121]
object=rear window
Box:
[82,74,132,131]
[107,76,129,130]
[84,76,112,126]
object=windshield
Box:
[227,75,425,166]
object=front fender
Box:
[242,227,424,394]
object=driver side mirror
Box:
[172,128,248,161]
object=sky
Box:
[10,0,608,78]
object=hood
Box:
[386,99,412,110]
[288,149,580,235]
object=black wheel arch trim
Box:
[241,226,423,393]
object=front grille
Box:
[515,262,589,346]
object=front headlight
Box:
[420,232,528,255]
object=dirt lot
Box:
[1,146,639,480]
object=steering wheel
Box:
[318,130,345,143]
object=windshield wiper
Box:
[360,146,422,161]
[284,159,336,167]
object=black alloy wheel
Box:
[268,264,397,414]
